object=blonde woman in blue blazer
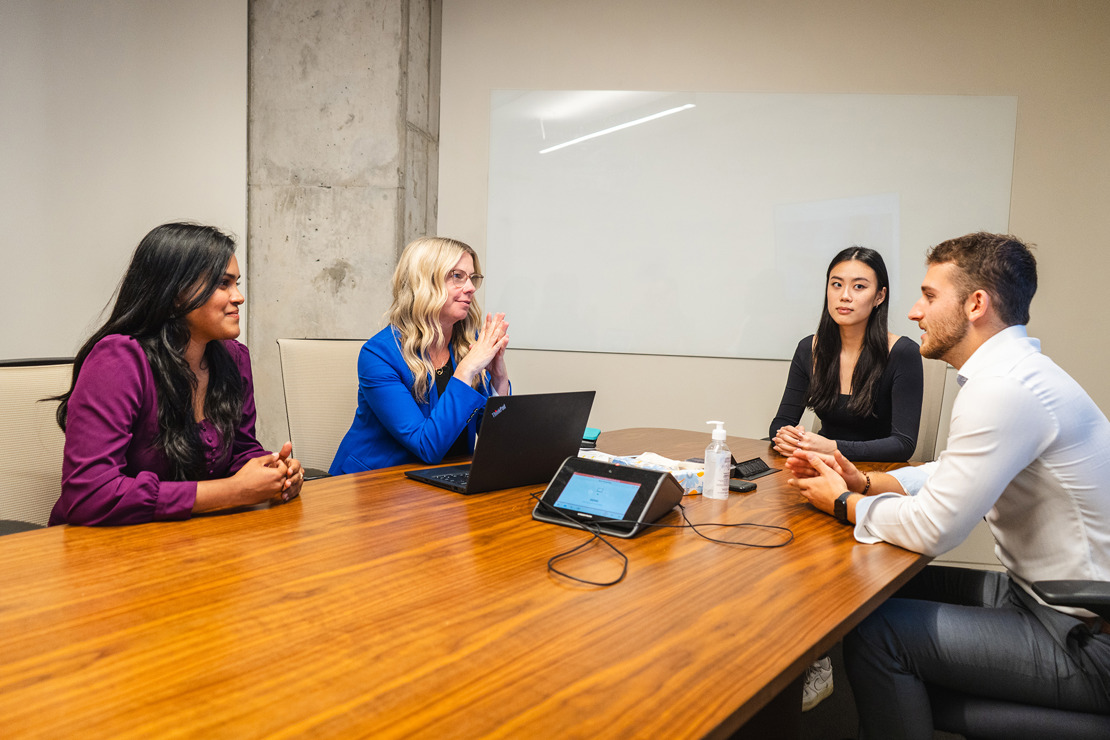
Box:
[330,237,510,474]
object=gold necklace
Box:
[434,348,449,375]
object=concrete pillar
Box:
[247,0,441,449]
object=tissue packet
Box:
[578,450,704,495]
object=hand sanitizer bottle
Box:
[703,420,731,500]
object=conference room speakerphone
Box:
[532,456,685,538]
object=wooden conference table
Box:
[0,429,927,739]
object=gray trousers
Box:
[844,565,1110,740]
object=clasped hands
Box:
[457,312,510,394]
[772,424,838,456]
[271,441,304,502]
[237,441,304,504]
[785,447,867,517]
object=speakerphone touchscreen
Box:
[533,457,685,538]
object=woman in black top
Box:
[770,246,925,712]
[769,247,923,462]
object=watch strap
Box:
[834,491,853,524]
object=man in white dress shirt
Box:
[789,232,1110,738]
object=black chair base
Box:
[0,520,46,536]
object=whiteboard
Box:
[486,92,1017,360]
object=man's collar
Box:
[956,325,1032,387]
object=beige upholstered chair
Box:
[1,359,72,530]
[930,361,962,459]
[909,358,953,463]
[276,339,365,477]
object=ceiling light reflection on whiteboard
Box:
[538,104,696,154]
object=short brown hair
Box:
[927,232,1037,326]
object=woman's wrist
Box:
[452,361,478,386]
[194,477,238,512]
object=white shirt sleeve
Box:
[853,375,1056,556]
[889,462,937,496]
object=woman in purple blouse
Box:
[49,223,304,526]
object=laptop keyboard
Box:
[431,472,470,485]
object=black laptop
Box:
[404,390,595,494]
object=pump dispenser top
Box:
[707,420,727,440]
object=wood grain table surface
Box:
[0,428,926,739]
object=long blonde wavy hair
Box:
[388,236,484,402]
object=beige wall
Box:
[1,0,247,361]
[437,0,1110,439]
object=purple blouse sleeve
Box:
[51,336,196,526]
[223,340,269,472]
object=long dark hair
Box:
[805,246,891,418]
[54,223,244,480]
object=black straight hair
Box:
[53,223,243,480]
[805,246,891,419]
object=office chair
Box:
[930,579,1110,739]
[276,338,365,478]
[0,358,72,533]
[910,358,951,463]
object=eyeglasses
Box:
[446,270,484,289]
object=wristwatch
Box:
[834,491,853,524]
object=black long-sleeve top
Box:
[768,335,924,462]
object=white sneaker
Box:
[801,657,834,712]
